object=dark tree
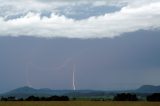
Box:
[40,97,46,101]
[61,96,69,101]
[0,96,16,101]
[0,95,69,101]
[1,97,8,101]
[113,93,138,101]
[47,96,69,101]
[147,93,160,101]
[7,96,16,101]
[17,98,24,101]
[25,96,40,101]
[25,95,69,101]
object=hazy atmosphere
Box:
[0,0,160,93]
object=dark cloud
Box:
[0,30,160,92]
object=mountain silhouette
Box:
[135,85,160,93]
[0,86,73,98]
[1,85,160,98]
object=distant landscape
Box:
[0,85,160,101]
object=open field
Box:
[0,101,160,106]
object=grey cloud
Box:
[0,30,160,92]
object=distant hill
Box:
[0,86,75,98]
[135,85,160,93]
[0,86,106,98]
[1,85,160,98]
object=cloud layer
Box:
[0,0,160,38]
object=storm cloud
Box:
[0,30,160,92]
[0,0,160,93]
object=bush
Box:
[147,93,160,101]
[113,93,138,101]
[0,95,69,101]
[25,95,69,101]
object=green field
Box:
[0,101,160,106]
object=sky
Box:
[0,0,160,38]
[0,0,160,93]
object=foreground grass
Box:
[0,101,160,106]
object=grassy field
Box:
[0,101,160,106]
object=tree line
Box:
[0,95,69,101]
[113,93,160,101]
[0,93,160,101]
